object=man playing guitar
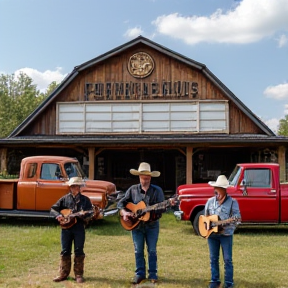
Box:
[205,175,241,288]
[50,177,94,283]
[118,162,175,285]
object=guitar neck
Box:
[142,200,170,213]
[214,218,235,226]
[68,210,93,217]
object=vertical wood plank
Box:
[186,146,193,184]
[88,147,95,180]
[278,146,286,182]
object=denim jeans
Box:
[60,221,85,257]
[208,234,233,288]
[131,220,159,280]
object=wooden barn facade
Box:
[1,36,287,193]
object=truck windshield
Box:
[228,165,242,186]
[64,162,86,179]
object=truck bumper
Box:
[174,210,183,221]
[103,208,119,217]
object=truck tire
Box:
[192,210,204,236]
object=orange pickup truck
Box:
[0,156,119,220]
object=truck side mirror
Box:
[240,179,248,196]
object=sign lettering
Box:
[85,81,198,100]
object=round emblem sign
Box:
[128,52,155,78]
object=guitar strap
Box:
[229,199,234,217]
[213,196,233,219]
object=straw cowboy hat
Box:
[208,175,230,189]
[67,177,85,186]
[130,162,160,177]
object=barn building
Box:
[0,36,287,194]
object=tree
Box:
[277,115,288,136]
[43,81,59,97]
[0,73,55,138]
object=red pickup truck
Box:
[0,156,119,220]
[175,163,288,235]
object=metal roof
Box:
[1,133,287,146]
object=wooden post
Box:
[278,146,286,182]
[186,146,193,184]
[88,147,95,180]
[0,148,8,173]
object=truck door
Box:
[17,162,38,210]
[235,168,278,222]
[35,163,69,210]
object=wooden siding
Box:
[19,43,264,136]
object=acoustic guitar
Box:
[198,214,239,238]
[59,209,94,229]
[120,198,176,231]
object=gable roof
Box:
[8,35,275,138]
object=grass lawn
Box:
[0,212,288,288]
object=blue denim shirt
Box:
[204,195,241,235]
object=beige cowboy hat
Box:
[130,162,160,177]
[67,177,85,186]
[208,175,230,189]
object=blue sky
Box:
[1,0,288,133]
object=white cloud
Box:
[15,67,67,93]
[152,0,288,45]
[264,118,280,134]
[264,83,288,100]
[124,26,144,39]
[277,34,288,47]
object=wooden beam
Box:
[0,148,7,172]
[186,146,193,184]
[88,147,95,180]
[278,146,286,182]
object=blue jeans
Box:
[131,220,159,280]
[208,234,233,288]
[60,221,85,257]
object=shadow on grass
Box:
[0,216,57,227]
[235,280,279,288]
[236,225,288,235]
[79,277,278,288]
[84,276,208,288]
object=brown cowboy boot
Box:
[74,255,85,283]
[53,255,71,282]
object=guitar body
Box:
[59,209,94,229]
[126,201,150,221]
[120,201,150,231]
[199,215,219,238]
[198,215,239,238]
[120,197,177,231]
[59,209,77,229]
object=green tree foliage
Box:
[277,115,288,136]
[0,73,58,138]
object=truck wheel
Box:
[192,210,204,236]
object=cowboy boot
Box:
[53,255,71,282]
[74,255,85,283]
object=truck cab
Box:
[0,156,118,220]
[175,163,288,235]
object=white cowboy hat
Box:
[208,175,230,189]
[67,177,85,186]
[130,162,160,177]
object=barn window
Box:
[56,101,228,134]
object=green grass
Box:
[0,212,288,288]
